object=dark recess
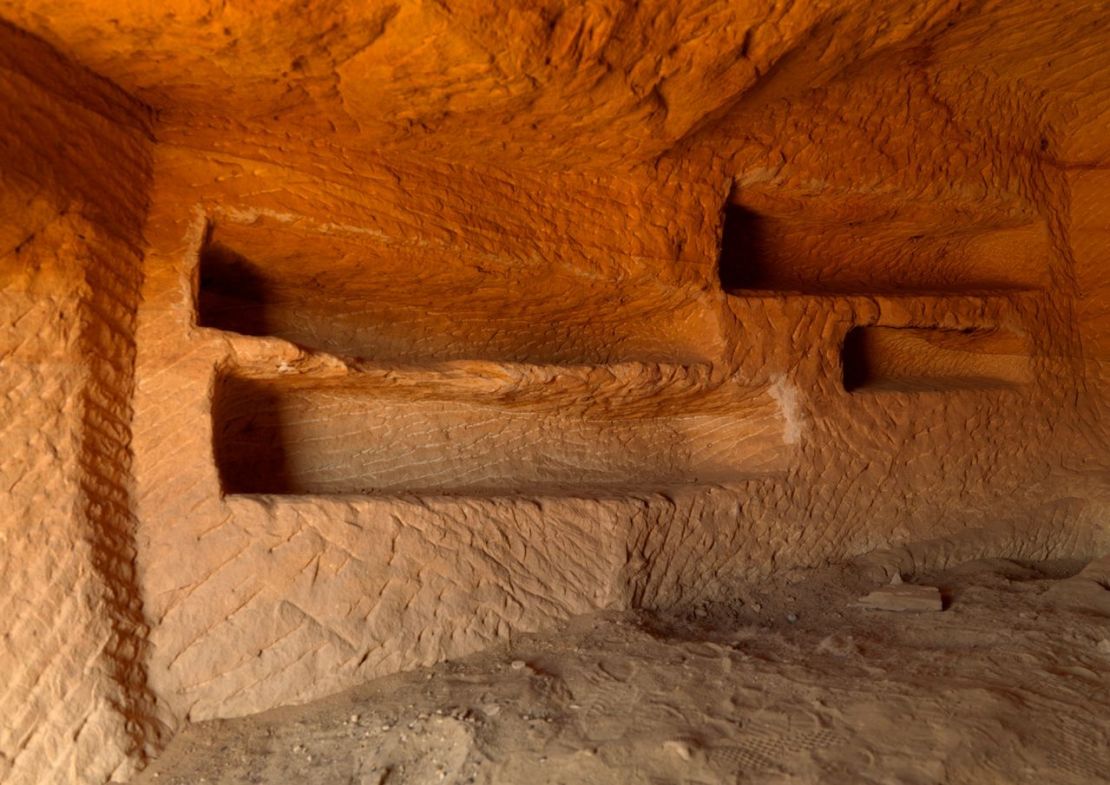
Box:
[196,240,273,337]
[841,327,873,392]
[211,375,292,494]
[718,203,771,291]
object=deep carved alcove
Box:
[842,326,1033,392]
[211,366,790,496]
[195,217,717,365]
[719,202,1050,295]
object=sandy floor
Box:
[132,556,1110,785]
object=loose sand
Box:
[133,556,1110,784]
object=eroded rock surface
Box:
[0,2,1108,783]
[133,558,1110,785]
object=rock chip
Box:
[859,584,943,612]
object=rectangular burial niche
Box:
[717,203,769,291]
[841,326,1033,393]
[210,367,790,496]
[193,216,714,365]
[717,200,1049,295]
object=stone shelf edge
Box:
[206,336,794,498]
[721,288,1041,300]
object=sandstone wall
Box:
[0,24,160,785]
[130,143,784,722]
[130,125,1108,732]
[0,1,1107,781]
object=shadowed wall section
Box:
[0,25,160,785]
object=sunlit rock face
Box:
[1,2,1107,782]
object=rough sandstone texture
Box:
[0,2,1108,783]
[0,22,162,784]
[130,559,1110,785]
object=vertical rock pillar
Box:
[0,25,160,785]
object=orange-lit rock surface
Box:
[0,2,1108,783]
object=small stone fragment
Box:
[1097,639,1110,654]
[858,584,943,612]
[510,659,527,670]
[663,739,692,760]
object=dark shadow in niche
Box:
[718,203,771,291]
[841,328,873,392]
[196,242,274,337]
[211,375,292,494]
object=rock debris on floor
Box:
[133,557,1110,785]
